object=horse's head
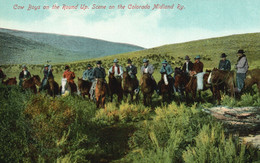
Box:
[209,68,220,84]
[32,75,41,86]
[174,74,182,88]
[142,73,152,86]
[109,72,114,79]
[174,67,182,75]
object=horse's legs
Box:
[143,94,147,106]
[101,95,105,108]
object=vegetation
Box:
[0,84,259,162]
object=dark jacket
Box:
[126,65,137,76]
[93,67,106,79]
[0,69,6,79]
[43,69,54,79]
[19,71,31,80]
[193,61,204,73]
[218,60,231,71]
[182,61,194,73]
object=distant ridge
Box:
[0,28,144,64]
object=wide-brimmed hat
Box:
[44,64,49,67]
[185,55,190,60]
[113,58,119,63]
[65,65,70,70]
[127,59,132,64]
[194,55,201,59]
[96,60,102,64]
[143,59,149,63]
[161,59,168,64]
[221,53,227,58]
[87,64,92,68]
[22,64,27,68]
[237,49,245,54]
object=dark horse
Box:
[158,72,174,103]
[46,77,60,97]
[108,73,123,102]
[95,78,107,108]
[22,75,41,94]
[184,71,213,102]
[209,68,235,103]
[78,77,92,99]
[122,71,139,103]
[174,68,190,99]
[244,69,260,93]
[141,73,156,106]
[2,77,17,86]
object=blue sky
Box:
[0,0,260,48]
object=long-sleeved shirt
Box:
[63,70,75,83]
[160,64,173,76]
[236,55,249,73]
[93,67,106,79]
[141,64,154,75]
[82,68,94,82]
[218,60,231,71]
[108,65,123,77]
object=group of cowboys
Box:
[0,49,249,95]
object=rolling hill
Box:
[0,28,144,64]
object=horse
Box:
[108,73,123,102]
[141,73,156,106]
[78,77,92,99]
[2,77,17,86]
[122,71,139,103]
[158,72,174,103]
[22,75,41,94]
[208,68,235,104]
[243,69,260,93]
[185,70,213,102]
[46,77,59,97]
[95,78,107,108]
[174,68,190,99]
[60,79,78,95]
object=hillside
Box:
[0,28,144,64]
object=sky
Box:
[0,0,260,48]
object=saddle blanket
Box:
[196,72,205,91]
[61,78,67,95]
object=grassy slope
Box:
[2,33,260,84]
[0,28,144,64]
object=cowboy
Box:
[90,61,106,100]
[40,64,54,91]
[159,59,174,94]
[141,59,158,93]
[82,64,95,82]
[235,49,249,93]
[192,55,204,74]
[108,58,123,78]
[19,65,31,86]
[63,65,75,84]
[126,59,137,79]
[0,65,6,83]
[182,55,194,74]
[218,53,231,71]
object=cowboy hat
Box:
[127,59,132,64]
[87,64,92,67]
[113,58,119,63]
[22,64,27,68]
[161,59,168,64]
[194,55,201,59]
[64,65,70,70]
[185,55,190,60]
[221,53,227,58]
[237,49,245,54]
[44,64,49,67]
[96,60,102,64]
[143,58,149,63]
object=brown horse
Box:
[22,75,41,94]
[78,77,92,99]
[108,73,123,102]
[209,68,235,102]
[95,78,107,108]
[141,73,155,106]
[174,68,190,98]
[2,77,17,86]
[185,71,213,102]
[158,72,174,103]
[243,69,260,93]
[46,77,59,97]
[122,71,139,103]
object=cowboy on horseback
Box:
[140,59,158,93]
[19,65,31,86]
[82,64,95,82]
[40,64,54,91]
[108,58,123,78]
[158,59,174,94]
[0,65,6,84]
[218,53,231,71]
[189,55,205,90]
[235,49,249,93]
[182,55,193,74]
[126,59,139,93]
[90,60,106,100]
